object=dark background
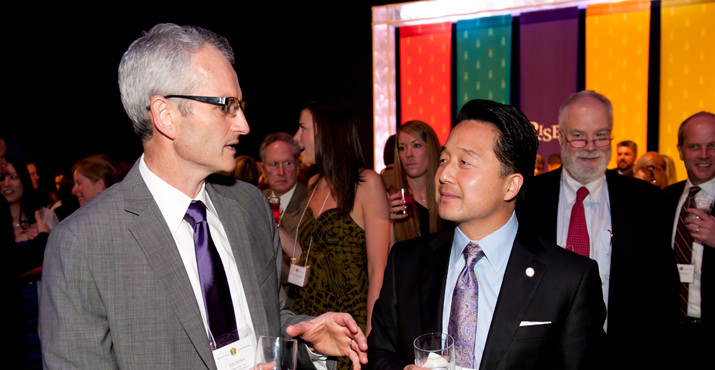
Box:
[3,3,403,188]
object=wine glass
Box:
[253,336,297,370]
[413,332,455,370]
[268,196,281,224]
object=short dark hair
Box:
[455,99,538,202]
[617,140,638,157]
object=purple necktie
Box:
[674,186,700,322]
[448,242,484,369]
[184,200,238,349]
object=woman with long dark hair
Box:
[289,100,390,363]
[1,155,58,368]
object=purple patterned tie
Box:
[448,242,484,369]
[184,200,239,349]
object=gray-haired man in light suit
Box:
[39,23,367,370]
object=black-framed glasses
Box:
[146,95,245,114]
[566,137,613,148]
[645,165,659,184]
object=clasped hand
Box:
[685,208,715,247]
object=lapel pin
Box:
[525,267,535,278]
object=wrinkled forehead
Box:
[265,141,299,162]
[561,99,612,134]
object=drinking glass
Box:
[693,194,714,215]
[400,188,415,216]
[253,336,297,370]
[268,196,281,224]
[413,332,454,370]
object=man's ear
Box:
[148,96,177,140]
[503,173,523,202]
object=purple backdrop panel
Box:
[519,7,579,160]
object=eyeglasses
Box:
[146,95,245,115]
[566,137,613,148]
[644,165,657,183]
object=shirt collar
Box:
[272,183,298,209]
[452,211,518,272]
[686,176,715,198]
[561,169,606,203]
[138,154,214,233]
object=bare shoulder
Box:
[358,169,386,192]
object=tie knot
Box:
[688,186,701,199]
[463,242,484,268]
[576,186,589,202]
[184,200,207,227]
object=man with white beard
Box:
[516,90,679,369]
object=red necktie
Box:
[674,186,700,322]
[566,186,590,257]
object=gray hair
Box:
[557,90,614,130]
[118,23,235,142]
[259,132,301,162]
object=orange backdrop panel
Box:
[399,22,453,144]
[586,0,651,169]
[660,0,715,182]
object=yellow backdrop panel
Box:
[586,0,651,170]
[660,0,715,182]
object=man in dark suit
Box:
[368,99,606,370]
[39,23,366,369]
[662,111,715,369]
[259,132,308,292]
[516,90,679,368]
[259,132,308,238]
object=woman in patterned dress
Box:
[289,99,390,364]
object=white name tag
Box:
[678,264,695,284]
[288,264,310,287]
[213,336,254,370]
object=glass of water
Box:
[413,332,455,370]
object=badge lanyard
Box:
[288,186,330,287]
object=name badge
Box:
[213,336,254,370]
[677,264,695,284]
[288,264,310,287]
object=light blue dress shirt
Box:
[441,212,518,370]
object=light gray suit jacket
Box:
[39,161,312,369]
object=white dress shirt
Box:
[672,177,715,318]
[138,156,257,351]
[442,212,518,370]
[556,170,612,330]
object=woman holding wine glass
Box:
[384,120,446,244]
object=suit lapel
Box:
[481,234,545,369]
[285,183,307,214]
[420,232,454,332]
[122,168,215,367]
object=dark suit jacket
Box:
[367,228,607,370]
[516,168,680,368]
[263,182,309,238]
[663,180,713,324]
[40,161,315,369]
